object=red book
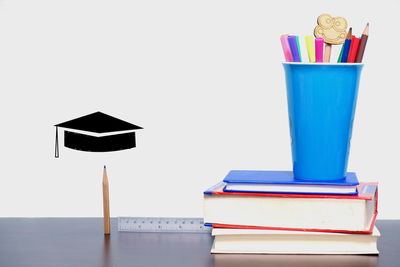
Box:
[347,36,361,63]
[204,182,378,234]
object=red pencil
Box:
[347,36,361,63]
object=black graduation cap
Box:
[55,112,142,158]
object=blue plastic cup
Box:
[283,63,363,181]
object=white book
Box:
[204,182,378,233]
[211,227,380,254]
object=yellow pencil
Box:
[103,166,111,235]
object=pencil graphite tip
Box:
[104,165,106,169]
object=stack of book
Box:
[203,170,379,254]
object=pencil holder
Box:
[283,63,363,181]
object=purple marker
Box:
[288,36,301,62]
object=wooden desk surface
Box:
[0,219,398,267]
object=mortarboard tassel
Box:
[55,126,59,158]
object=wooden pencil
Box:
[340,28,353,63]
[355,23,369,63]
[103,166,111,235]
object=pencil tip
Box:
[104,165,106,169]
[363,23,369,35]
[346,28,352,39]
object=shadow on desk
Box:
[102,235,111,267]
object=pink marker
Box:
[280,35,293,62]
[315,38,324,63]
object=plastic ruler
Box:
[118,217,211,233]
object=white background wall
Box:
[0,0,399,219]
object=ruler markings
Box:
[118,217,211,233]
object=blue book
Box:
[222,170,359,195]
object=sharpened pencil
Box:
[340,28,352,63]
[103,166,111,235]
[355,23,369,63]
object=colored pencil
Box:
[347,36,361,63]
[103,166,111,235]
[355,23,369,63]
[315,38,324,63]
[295,36,302,62]
[280,35,293,62]
[288,36,301,62]
[340,28,352,63]
[305,36,315,63]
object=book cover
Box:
[223,183,358,195]
[205,181,376,199]
[222,170,359,186]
